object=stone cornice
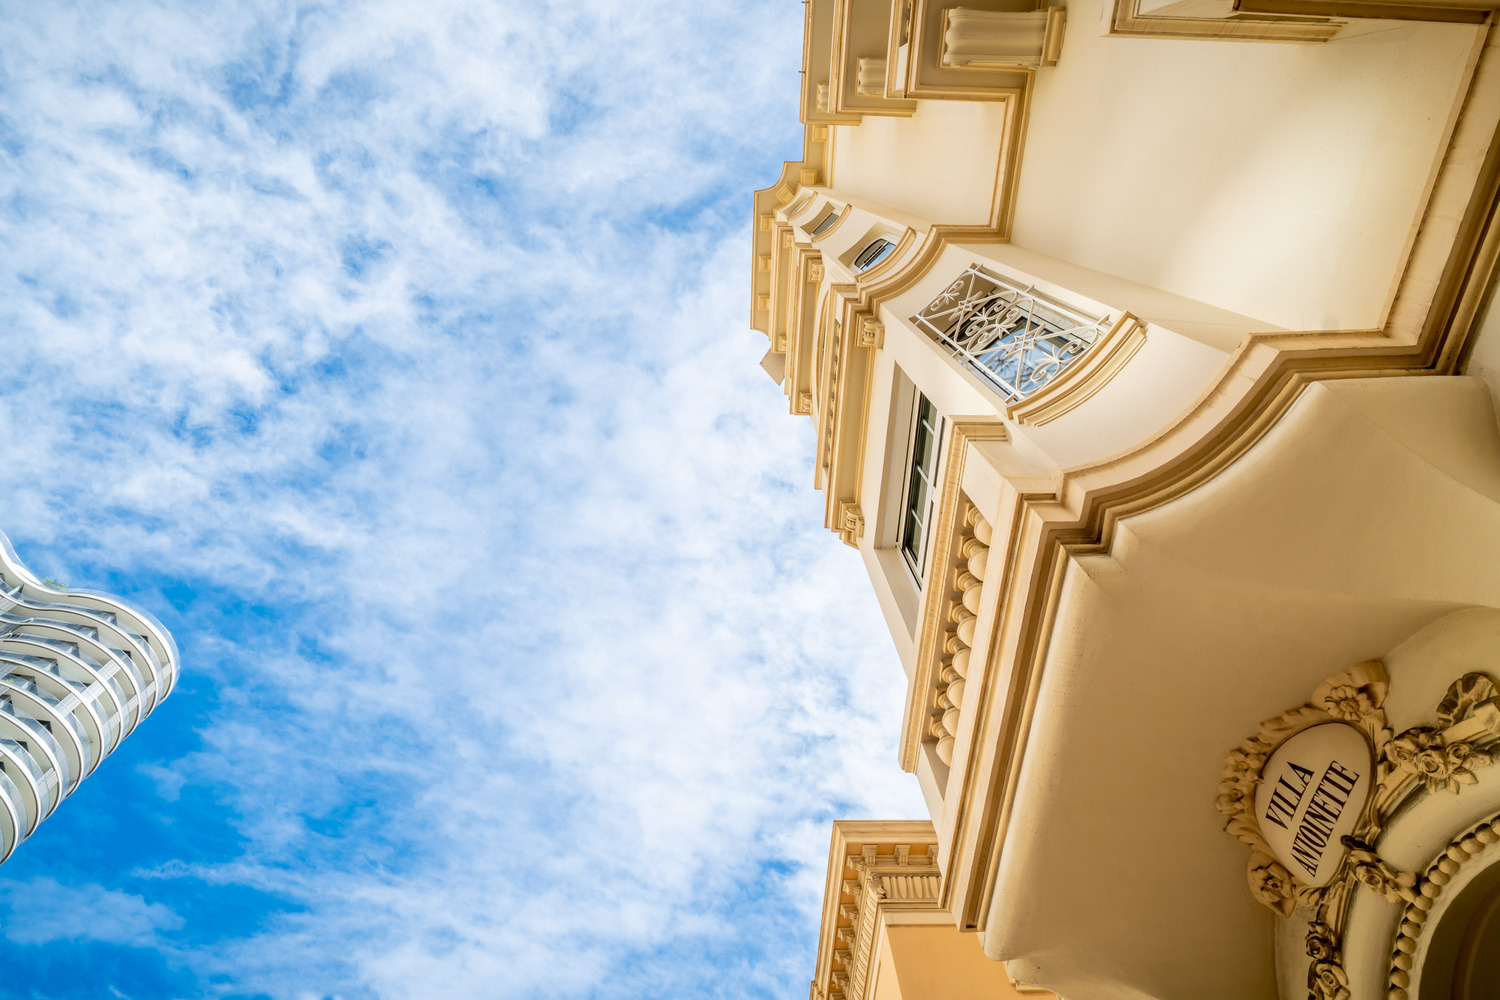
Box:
[810,821,941,1000]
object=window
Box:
[912,263,1108,402]
[899,394,943,580]
[854,238,896,272]
[809,210,840,237]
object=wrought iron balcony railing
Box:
[913,263,1110,402]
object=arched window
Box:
[809,210,840,237]
[854,238,896,271]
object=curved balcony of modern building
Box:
[0,732,47,832]
[0,530,179,867]
[0,589,169,703]
[0,766,22,863]
[2,616,154,735]
[0,700,69,804]
[0,651,109,773]
[0,672,90,789]
[0,634,129,755]
[0,531,178,693]
[0,587,169,717]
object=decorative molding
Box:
[901,421,1010,775]
[1382,812,1500,998]
[857,315,884,350]
[1235,0,1494,22]
[756,9,1500,947]
[1040,7,1065,65]
[893,0,1037,102]
[818,318,845,479]
[1008,313,1147,427]
[924,503,992,766]
[1106,0,1342,40]
[811,823,941,1000]
[1215,659,1390,913]
[1215,666,1500,997]
[828,0,916,117]
[798,390,814,415]
[781,231,796,249]
[945,22,1500,936]
[809,261,826,283]
[837,501,865,547]
[752,6,1500,948]
[810,207,850,243]
[850,227,917,285]
[939,8,1064,70]
[856,57,887,97]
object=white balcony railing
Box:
[913,263,1109,402]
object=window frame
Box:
[809,209,841,237]
[854,238,897,272]
[897,391,944,585]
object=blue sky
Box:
[0,3,924,998]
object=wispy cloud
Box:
[0,878,182,947]
[0,2,921,998]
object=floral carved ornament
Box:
[1214,662,1500,1000]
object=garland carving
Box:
[1214,663,1500,999]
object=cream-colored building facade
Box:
[752,1,1500,997]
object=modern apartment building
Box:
[0,532,178,865]
[752,0,1500,996]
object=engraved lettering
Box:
[1262,761,1315,830]
[1287,760,1360,877]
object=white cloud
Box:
[0,877,182,947]
[0,2,924,998]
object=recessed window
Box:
[855,238,896,271]
[809,210,840,237]
[899,394,943,581]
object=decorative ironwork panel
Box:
[913,264,1109,401]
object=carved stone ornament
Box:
[837,501,865,547]
[1214,665,1500,999]
[1380,812,1500,999]
[1216,660,1391,913]
[821,843,939,999]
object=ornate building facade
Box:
[0,532,178,865]
[751,0,1500,996]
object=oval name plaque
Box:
[1253,723,1374,887]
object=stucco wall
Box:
[1013,2,1481,330]
[830,100,1011,226]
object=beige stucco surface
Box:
[874,923,1030,1000]
[1013,0,1480,331]
[985,377,1500,999]
[830,100,1011,226]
